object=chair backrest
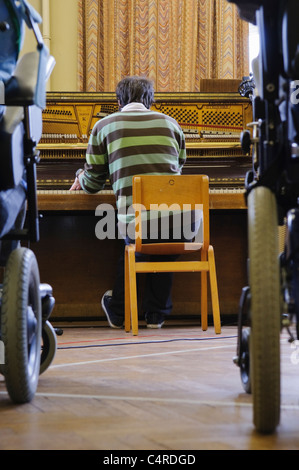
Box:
[132,174,210,254]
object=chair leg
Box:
[201,251,208,331]
[208,245,221,334]
[124,246,131,332]
[128,246,139,335]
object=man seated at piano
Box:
[70,75,186,329]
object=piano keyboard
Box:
[37,188,245,195]
[37,189,114,195]
[36,188,246,211]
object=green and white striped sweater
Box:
[79,103,186,233]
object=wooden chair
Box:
[124,174,221,335]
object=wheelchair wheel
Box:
[40,320,57,374]
[248,186,281,434]
[1,248,41,403]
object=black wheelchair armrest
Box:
[0,107,25,190]
[226,0,262,24]
[282,0,299,79]
[0,183,26,238]
[4,46,49,109]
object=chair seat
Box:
[135,241,203,255]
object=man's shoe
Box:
[145,312,165,329]
[101,290,124,328]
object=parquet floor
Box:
[0,322,298,450]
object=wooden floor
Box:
[0,321,299,451]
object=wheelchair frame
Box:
[229,0,299,434]
[0,1,57,404]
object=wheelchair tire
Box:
[1,247,41,403]
[40,320,57,374]
[248,186,281,434]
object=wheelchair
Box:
[228,0,299,434]
[0,1,57,404]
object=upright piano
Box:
[33,88,252,323]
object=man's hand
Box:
[69,177,82,190]
[70,169,84,190]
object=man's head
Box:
[116,76,154,109]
